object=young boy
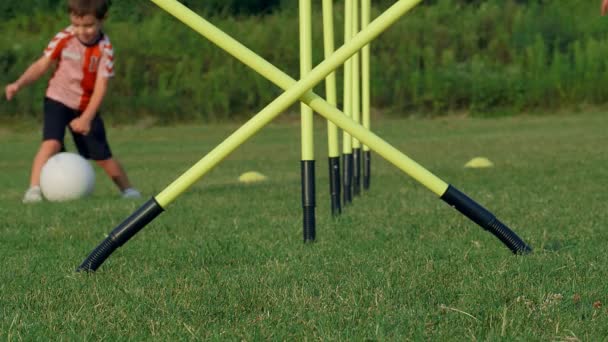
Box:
[4,0,141,203]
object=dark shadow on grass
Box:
[540,239,576,252]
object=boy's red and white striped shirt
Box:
[44,26,114,111]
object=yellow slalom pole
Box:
[342,0,354,204]
[351,0,362,196]
[343,0,353,148]
[300,0,316,241]
[361,0,372,190]
[148,0,442,207]
[361,0,371,147]
[352,0,361,148]
[322,0,340,159]
[300,0,314,162]
[322,0,342,216]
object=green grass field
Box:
[1,113,607,340]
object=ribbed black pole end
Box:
[342,153,353,204]
[303,206,316,242]
[328,157,342,216]
[363,151,371,190]
[486,217,533,254]
[301,160,316,242]
[76,198,164,272]
[440,185,532,254]
[76,237,117,273]
[353,148,361,196]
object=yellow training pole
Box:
[342,0,354,204]
[141,0,532,255]
[78,0,531,272]
[322,0,342,215]
[300,0,314,163]
[148,0,439,206]
[361,0,372,190]
[351,0,362,196]
[300,0,316,241]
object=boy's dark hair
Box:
[68,0,111,19]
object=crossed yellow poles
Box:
[151,0,442,207]
[77,0,531,272]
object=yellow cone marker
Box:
[464,157,494,168]
[238,171,268,183]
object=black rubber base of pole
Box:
[440,185,532,254]
[328,156,341,216]
[363,151,371,190]
[301,160,316,242]
[342,153,353,205]
[353,148,361,196]
[76,198,164,272]
[303,206,316,242]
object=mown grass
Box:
[0,112,607,340]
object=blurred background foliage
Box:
[1,0,607,122]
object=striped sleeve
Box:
[99,36,115,78]
[44,27,72,59]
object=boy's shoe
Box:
[23,186,43,203]
[122,188,142,199]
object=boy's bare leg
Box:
[30,139,62,186]
[23,139,61,202]
[95,158,133,192]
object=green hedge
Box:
[2,0,608,122]
[0,0,284,20]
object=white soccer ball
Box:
[40,152,95,201]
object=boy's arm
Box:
[5,55,54,100]
[69,75,109,135]
[603,0,608,15]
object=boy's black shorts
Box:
[43,97,113,161]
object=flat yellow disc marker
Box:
[464,157,494,168]
[238,171,268,183]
